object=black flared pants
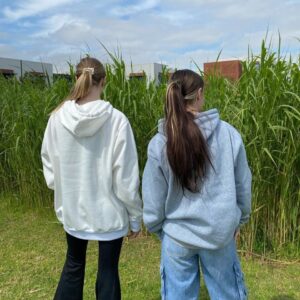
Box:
[54,233,123,300]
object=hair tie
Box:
[170,80,181,88]
[82,67,94,75]
[184,91,197,100]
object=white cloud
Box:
[0,43,28,60]
[110,0,160,17]
[157,10,194,25]
[164,0,234,7]
[3,0,78,21]
[0,0,299,73]
[53,22,92,44]
[32,14,91,38]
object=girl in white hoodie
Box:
[41,57,142,300]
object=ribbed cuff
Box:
[130,220,141,232]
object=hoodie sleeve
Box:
[235,140,252,226]
[112,121,142,232]
[41,117,54,190]
[142,141,168,235]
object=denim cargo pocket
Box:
[233,262,248,300]
[160,265,166,300]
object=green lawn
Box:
[0,198,299,300]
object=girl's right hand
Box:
[127,230,140,239]
[234,228,240,240]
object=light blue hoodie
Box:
[142,108,252,250]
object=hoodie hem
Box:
[64,225,129,241]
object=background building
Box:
[125,62,172,84]
[204,59,242,81]
[0,57,53,83]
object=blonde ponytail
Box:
[52,57,106,113]
[70,68,93,100]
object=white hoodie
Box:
[41,99,142,240]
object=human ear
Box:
[99,77,106,88]
[197,87,203,101]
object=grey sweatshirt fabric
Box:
[142,108,252,250]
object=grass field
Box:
[0,196,299,300]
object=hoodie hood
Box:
[58,100,113,137]
[158,108,220,140]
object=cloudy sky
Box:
[0,0,299,72]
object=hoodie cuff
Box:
[156,230,164,241]
[130,220,141,232]
[239,216,249,226]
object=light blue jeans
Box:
[160,233,247,300]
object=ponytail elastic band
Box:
[170,81,181,88]
[82,67,94,75]
[184,91,197,100]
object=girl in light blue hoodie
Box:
[142,69,251,300]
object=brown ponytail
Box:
[53,57,106,112]
[165,70,212,192]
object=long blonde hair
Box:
[53,57,106,112]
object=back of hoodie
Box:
[41,100,142,239]
[142,108,252,250]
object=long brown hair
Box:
[165,69,212,192]
[53,57,106,112]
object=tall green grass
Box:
[0,77,70,205]
[204,40,300,256]
[0,40,299,256]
